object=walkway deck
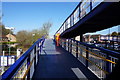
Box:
[32,39,99,80]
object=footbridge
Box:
[1,1,120,80]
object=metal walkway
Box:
[32,39,98,80]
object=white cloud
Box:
[5,27,15,30]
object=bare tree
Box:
[16,21,52,48]
[41,21,52,38]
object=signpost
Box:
[0,51,16,75]
[0,55,16,67]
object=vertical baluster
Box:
[68,39,69,52]
[64,39,66,50]
[34,45,36,70]
[106,53,111,77]
[27,54,30,80]
[90,0,93,11]
[76,41,78,58]
[37,42,39,61]
[86,47,89,67]
[79,3,81,20]
[70,39,72,53]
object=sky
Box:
[2,0,81,2]
[2,2,120,37]
[2,0,120,2]
[2,2,79,37]
[86,25,120,35]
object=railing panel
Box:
[72,40,76,57]
[109,56,118,72]
[74,7,80,24]
[58,38,120,79]
[92,0,104,10]
[63,23,65,32]
[67,18,71,28]
[30,49,34,78]
[78,44,87,66]
[66,39,68,51]
[12,58,28,79]
[88,48,107,78]
[80,0,91,18]
[70,14,74,27]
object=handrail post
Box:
[27,54,30,80]
[37,42,39,61]
[79,2,81,20]
[76,41,78,58]
[90,0,92,11]
[62,39,63,47]
[68,39,69,52]
[69,39,71,53]
[63,39,64,48]
[106,54,111,76]
[64,39,66,50]
[39,41,42,54]
[80,34,83,42]
[59,38,61,46]
[70,39,72,53]
[34,45,36,70]
[86,47,89,67]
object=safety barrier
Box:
[2,37,45,80]
[58,38,120,79]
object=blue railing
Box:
[57,38,120,79]
[55,0,107,35]
[54,0,120,79]
[2,36,45,80]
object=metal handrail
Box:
[58,38,120,78]
[72,39,120,58]
[60,38,119,64]
[2,36,45,80]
